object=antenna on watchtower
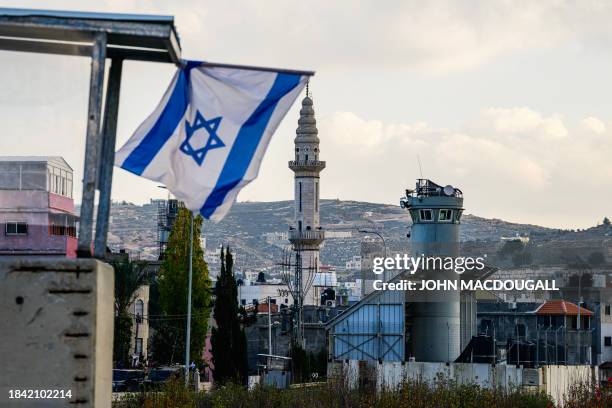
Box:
[417,155,424,179]
[306,81,310,98]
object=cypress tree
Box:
[211,247,248,384]
[152,207,211,367]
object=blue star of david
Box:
[180,110,225,166]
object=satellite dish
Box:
[443,185,455,196]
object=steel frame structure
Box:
[0,7,182,258]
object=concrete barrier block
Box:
[0,258,114,407]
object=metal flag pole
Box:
[185,211,194,385]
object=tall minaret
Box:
[288,92,325,306]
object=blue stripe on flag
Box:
[120,69,190,176]
[200,72,301,218]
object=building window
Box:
[515,323,526,337]
[606,337,612,347]
[135,338,143,354]
[299,182,302,212]
[134,300,144,323]
[439,209,453,222]
[241,299,246,306]
[5,222,27,235]
[606,305,610,315]
[315,182,319,212]
[419,209,433,222]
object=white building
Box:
[336,279,363,305]
[262,231,289,245]
[600,303,612,364]
[345,255,362,270]
[237,279,292,308]
[500,234,530,244]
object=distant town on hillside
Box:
[100,199,612,280]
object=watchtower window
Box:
[419,209,433,222]
[299,182,302,212]
[455,209,463,222]
[409,210,418,222]
[439,209,453,222]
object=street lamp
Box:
[158,185,194,385]
[358,229,388,282]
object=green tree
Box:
[151,207,211,367]
[604,217,611,226]
[290,342,327,383]
[498,240,525,260]
[211,247,248,384]
[111,258,148,367]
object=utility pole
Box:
[184,212,194,385]
[296,251,304,348]
[577,271,582,364]
[536,325,539,366]
[268,296,273,355]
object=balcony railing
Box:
[288,160,326,171]
[289,229,325,242]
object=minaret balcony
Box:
[288,160,326,172]
[288,229,325,245]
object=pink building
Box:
[0,156,78,257]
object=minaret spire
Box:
[288,90,326,306]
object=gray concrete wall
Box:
[0,258,114,407]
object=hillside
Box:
[100,199,612,277]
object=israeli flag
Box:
[115,61,308,221]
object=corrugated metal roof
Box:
[0,7,181,64]
[0,8,174,23]
[535,300,593,316]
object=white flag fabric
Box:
[115,61,308,221]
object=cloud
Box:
[480,108,568,140]
[3,1,612,76]
[181,0,612,74]
[318,108,612,228]
[581,116,606,134]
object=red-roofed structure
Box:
[535,300,593,316]
[247,302,278,314]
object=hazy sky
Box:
[1,1,611,229]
